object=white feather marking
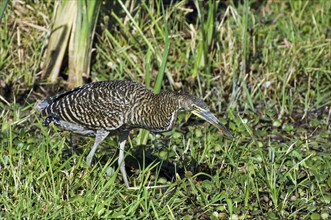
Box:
[166,111,176,131]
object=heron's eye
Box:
[192,104,201,111]
[192,104,208,112]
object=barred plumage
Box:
[38,80,232,187]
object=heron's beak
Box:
[192,108,233,138]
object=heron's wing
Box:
[38,82,129,131]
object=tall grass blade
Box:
[0,0,8,25]
[68,0,101,88]
[153,8,169,94]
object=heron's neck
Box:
[145,91,180,132]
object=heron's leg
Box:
[118,131,130,187]
[86,130,110,166]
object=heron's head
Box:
[178,94,233,138]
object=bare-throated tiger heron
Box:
[38,80,233,187]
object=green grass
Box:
[1,0,331,219]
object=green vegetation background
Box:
[1,0,330,219]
